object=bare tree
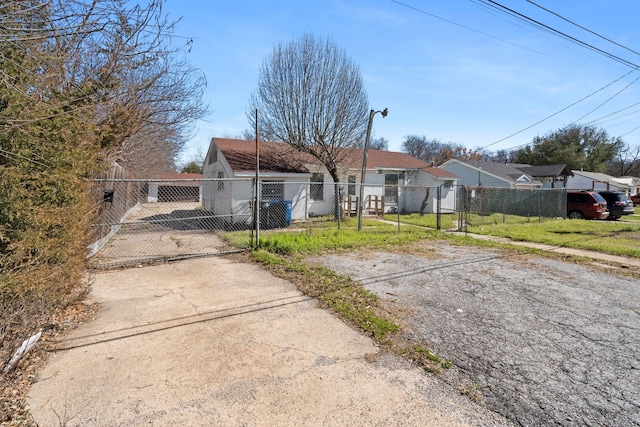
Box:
[369,136,389,151]
[0,0,207,176]
[401,135,477,165]
[606,143,640,177]
[248,33,369,218]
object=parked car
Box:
[629,194,640,205]
[597,191,635,220]
[566,191,609,220]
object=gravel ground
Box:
[313,242,640,427]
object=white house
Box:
[201,138,459,224]
[440,159,572,189]
[610,176,640,195]
[566,170,630,193]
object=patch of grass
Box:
[400,345,453,373]
[466,218,640,258]
[395,213,441,228]
[251,249,399,343]
[260,227,435,255]
[226,222,437,254]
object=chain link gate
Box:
[88,178,254,269]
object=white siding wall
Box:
[202,145,240,220]
[441,162,510,188]
[566,175,626,191]
[401,170,457,214]
[284,180,308,220]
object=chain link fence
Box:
[455,186,567,232]
[89,178,254,269]
[88,178,567,268]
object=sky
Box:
[160,0,640,164]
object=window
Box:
[217,172,224,190]
[262,180,284,200]
[207,149,217,165]
[443,180,453,188]
[385,173,398,204]
[348,175,356,196]
[310,173,324,201]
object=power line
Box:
[585,102,640,126]
[479,68,638,151]
[526,0,640,59]
[390,0,640,150]
[570,75,640,125]
[389,0,565,62]
[476,0,640,69]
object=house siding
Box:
[202,144,234,214]
[567,173,626,192]
[441,162,511,188]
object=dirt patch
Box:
[1,302,97,426]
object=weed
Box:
[169,236,182,248]
[460,382,483,404]
[400,345,453,372]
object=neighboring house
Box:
[440,159,540,188]
[439,159,572,189]
[610,176,640,195]
[146,172,203,203]
[567,170,630,193]
[201,138,458,223]
[514,164,573,189]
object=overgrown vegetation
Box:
[1,2,205,423]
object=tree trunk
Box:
[420,188,430,216]
[329,168,342,221]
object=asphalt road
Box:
[315,242,640,426]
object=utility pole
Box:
[358,108,388,231]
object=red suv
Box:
[566,191,609,220]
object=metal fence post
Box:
[436,185,442,231]
[397,185,401,233]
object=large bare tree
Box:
[0,0,207,176]
[249,33,369,217]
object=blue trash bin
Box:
[270,200,292,227]
[259,200,292,229]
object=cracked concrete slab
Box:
[27,256,507,426]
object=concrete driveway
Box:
[27,256,507,426]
